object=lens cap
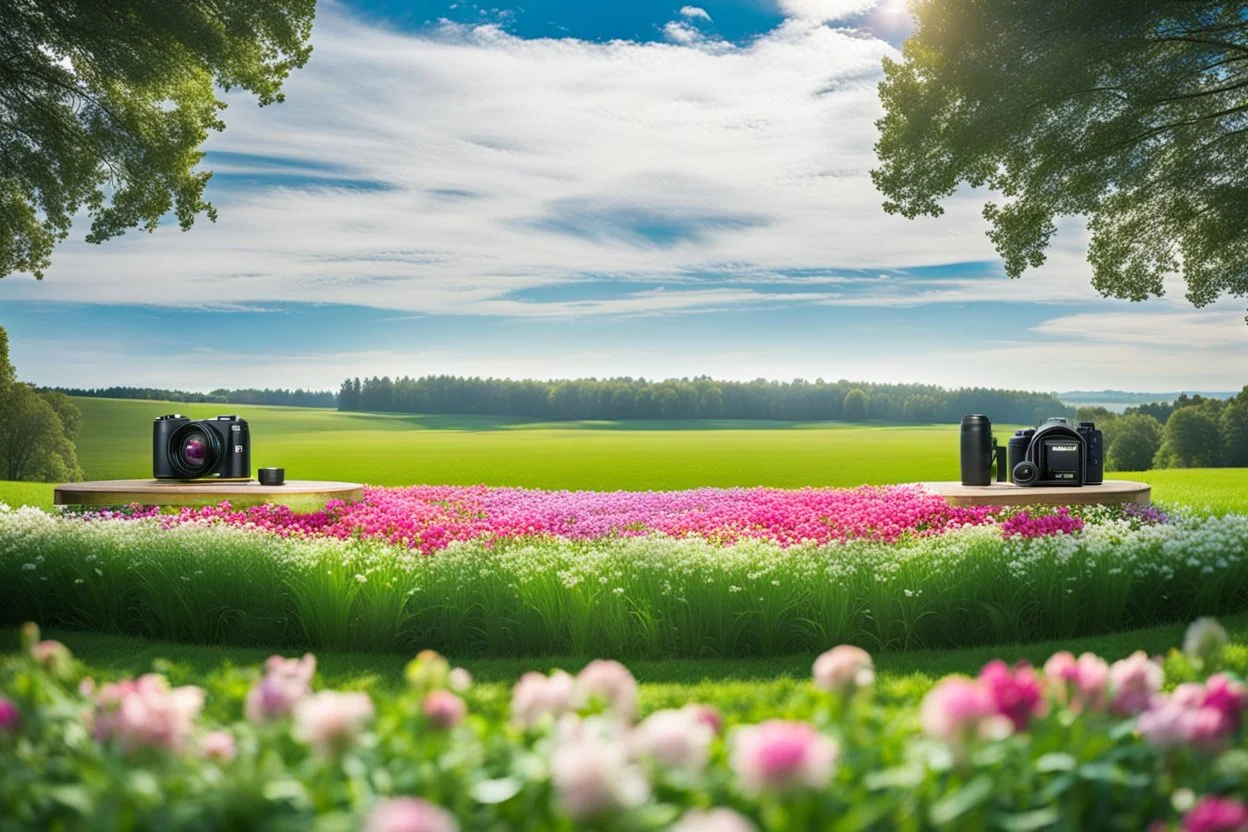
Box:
[258,468,285,486]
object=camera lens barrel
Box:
[258,468,285,486]
[960,414,995,486]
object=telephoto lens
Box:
[258,468,285,486]
[960,414,995,486]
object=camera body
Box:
[1007,418,1103,487]
[153,414,251,480]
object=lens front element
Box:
[168,423,220,478]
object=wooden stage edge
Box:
[54,479,364,509]
[918,480,1150,508]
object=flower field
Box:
[3,486,1246,658]
[5,619,1248,830]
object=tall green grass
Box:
[4,507,1247,658]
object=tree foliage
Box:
[1154,406,1223,469]
[873,1,1248,310]
[0,327,82,482]
[0,0,315,278]
[1106,413,1164,472]
[336,375,1073,424]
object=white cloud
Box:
[663,21,703,44]
[1,3,1005,315]
[679,6,713,22]
[777,0,879,23]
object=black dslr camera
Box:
[1007,418,1103,487]
[153,415,251,480]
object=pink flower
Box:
[92,674,204,754]
[1203,674,1248,730]
[245,653,316,723]
[512,670,577,730]
[422,690,466,730]
[0,697,20,736]
[812,645,875,697]
[1183,796,1248,832]
[31,640,72,676]
[576,660,638,722]
[366,798,459,832]
[200,730,236,763]
[979,660,1045,731]
[1044,651,1110,713]
[671,808,758,832]
[292,691,374,756]
[919,676,1010,747]
[730,720,838,795]
[633,708,714,772]
[1139,675,1248,751]
[550,718,650,820]
[1109,651,1164,716]
[683,703,723,735]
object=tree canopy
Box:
[0,326,82,482]
[1,0,315,279]
[873,1,1248,310]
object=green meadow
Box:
[1,396,1245,511]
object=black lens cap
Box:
[258,468,285,486]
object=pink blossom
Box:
[292,691,374,756]
[1043,651,1110,713]
[366,798,459,832]
[1203,674,1248,730]
[730,720,838,795]
[1140,675,1248,751]
[632,708,714,772]
[919,676,1011,747]
[671,808,758,832]
[92,674,204,754]
[245,653,316,723]
[1000,508,1084,539]
[30,639,72,676]
[0,697,20,736]
[576,660,638,722]
[511,670,576,730]
[448,667,472,692]
[812,645,875,697]
[979,660,1045,731]
[683,703,723,735]
[422,690,466,730]
[200,730,236,763]
[1183,796,1248,832]
[550,718,650,820]
[1109,651,1164,716]
[133,484,1003,553]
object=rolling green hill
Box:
[1,397,1245,511]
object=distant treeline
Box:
[1076,390,1248,471]
[336,375,1074,424]
[53,386,337,408]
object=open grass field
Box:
[1,396,1246,510]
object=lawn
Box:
[2,396,1246,513]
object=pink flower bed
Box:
[120,484,1001,554]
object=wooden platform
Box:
[54,479,365,511]
[918,480,1151,508]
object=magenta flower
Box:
[245,653,316,723]
[1109,651,1164,716]
[366,798,459,832]
[1000,507,1084,539]
[812,645,875,697]
[1183,796,1248,832]
[0,697,20,736]
[1043,651,1110,713]
[422,690,466,730]
[683,703,723,735]
[979,660,1045,731]
[919,676,1011,747]
[730,720,838,795]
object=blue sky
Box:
[1,0,1245,392]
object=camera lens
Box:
[1013,461,1039,487]
[180,433,209,467]
[168,422,220,477]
